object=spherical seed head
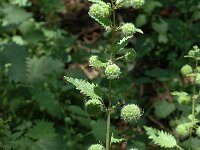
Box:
[181,64,193,76]
[105,64,121,79]
[132,0,145,8]
[85,99,103,116]
[196,126,200,137]
[120,23,136,36]
[89,4,111,18]
[121,104,141,123]
[88,144,105,150]
[176,124,190,137]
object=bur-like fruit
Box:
[181,64,193,76]
[85,99,103,116]
[121,104,141,123]
[105,64,121,79]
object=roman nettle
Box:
[64,0,144,149]
[144,45,200,150]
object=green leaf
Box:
[144,126,177,148]
[88,12,111,30]
[115,35,133,52]
[64,76,103,100]
[154,101,175,119]
[10,0,30,7]
[0,43,27,82]
[31,88,62,118]
[36,137,67,150]
[27,121,57,139]
[1,4,32,26]
[26,56,64,84]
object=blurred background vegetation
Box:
[0,0,200,149]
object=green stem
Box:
[106,80,112,150]
[105,0,116,149]
[189,59,198,150]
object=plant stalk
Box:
[189,59,198,150]
[105,0,116,149]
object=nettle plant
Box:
[64,0,144,149]
[145,45,200,150]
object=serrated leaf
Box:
[144,126,177,148]
[26,56,64,84]
[64,76,103,100]
[1,4,32,26]
[31,88,62,118]
[154,101,175,119]
[0,43,27,82]
[115,35,133,52]
[27,121,56,139]
[67,105,88,117]
[88,12,111,30]
[36,136,67,150]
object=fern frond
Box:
[64,76,103,100]
[144,126,177,148]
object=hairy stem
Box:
[105,0,116,150]
[189,59,198,150]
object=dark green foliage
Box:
[0,0,200,150]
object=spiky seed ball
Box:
[181,64,193,76]
[85,99,103,116]
[120,23,136,36]
[121,104,141,123]
[176,124,190,137]
[105,64,121,79]
[196,126,200,137]
[89,4,111,18]
[88,144,105,150]
[125,49,136,62]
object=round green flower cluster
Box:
[181,64,193,76]
[85,99,103,116]
[105,64,121,79]
[176,123,192,137]
[120,104,141,123]
[120,23,136,36]
[88,144,105,150]
[89,4,111,18]
[116,0,145,9]
[177,92,190,104]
